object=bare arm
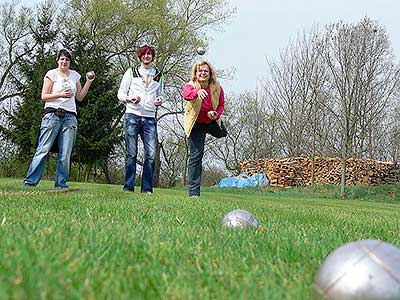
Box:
[76,73,95,102]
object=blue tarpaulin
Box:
[217,173,269,188]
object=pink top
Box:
[182,84,225,124]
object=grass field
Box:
[0,178,399,300]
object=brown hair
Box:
[57,49,72,63]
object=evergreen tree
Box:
[1,1,59,162]
[72,45,124,182]
[60,24,124,182]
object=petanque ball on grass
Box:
[313,239,400,300]
[221,209,259,229]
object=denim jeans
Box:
[23,112,77,188]
[188,123,209,196]
[187,122,227,196]
[124,113,158,193]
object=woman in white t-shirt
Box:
[23,49,95,189]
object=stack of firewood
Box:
[240,157,400,187]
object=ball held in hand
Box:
[86,71,95,80]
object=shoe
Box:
[143,191,153,195]
[55,186,69,190]
[49,187,70,193]
[189,195,200,199]
[22,181,35,188]
[123,188,134,193]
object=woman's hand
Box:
[198,89,208,100]
[61,89,73,98]
[86,71,96,82]
[207,111,217,120]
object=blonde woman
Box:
[182,61,227,198]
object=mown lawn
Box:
[0,178,399,300]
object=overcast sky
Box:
[20,0,399,94]
[207,0,399,93]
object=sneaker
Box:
[22,181,35,188]
[189,195,200,199]
[55,186,69,190]
[143,191,153,195]
[49,187,70,193]
[123,188,134,193]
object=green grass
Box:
[0,178,399,300]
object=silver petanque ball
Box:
[221,209,259,229]
[86,71,95,80]
[196,47,206,56]
[313,239,400,300]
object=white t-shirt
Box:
[44,69,81,113]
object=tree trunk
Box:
[340,157,346,198]
[84,162,92,182]
[101,160,111,184]
[154,142,161,187]
[311,155,315,187]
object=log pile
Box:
[240,157,400,187]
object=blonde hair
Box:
[190,61,218,85]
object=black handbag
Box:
[208,120,228,138]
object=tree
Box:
[0,2,35,103]
[322,18,400,197]
[208,91,280,175]
[71,49,123,183]
[59,0,235,184]
[381,105,400,163]
[145,0,236,186]
[1,1,59,162]
[263,29,332,160]
[59,22,124,182]
[258,18,399,194]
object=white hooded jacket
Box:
[117,64,164,118]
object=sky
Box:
[19,0,400,93]
[205,0,400,93]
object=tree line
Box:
[212,18,400,195]
[0,1,399,193]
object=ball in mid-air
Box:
[313,239,400,300]
[221,209,259,229]
[196,47,206,55]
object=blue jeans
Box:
[124,113,158,193]
[188,123,209,196]
[23,112,77,188]
[188,122,227,196]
